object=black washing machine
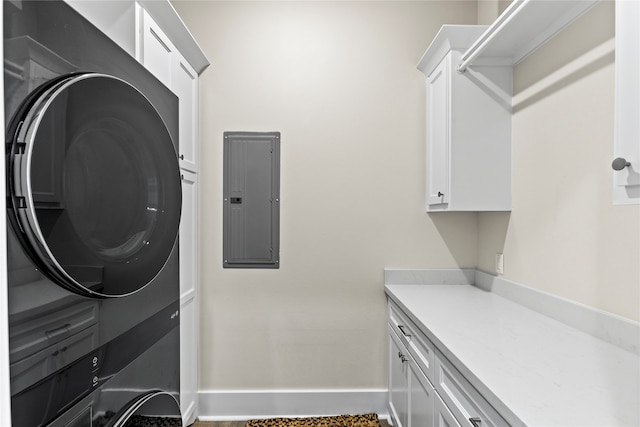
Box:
[4,1,183,425]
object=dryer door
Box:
[106,390,182,427]
[7,73,182,298]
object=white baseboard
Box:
[197,389,388,421]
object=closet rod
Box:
[456,0,527,73]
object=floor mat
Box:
[245,414,379,427]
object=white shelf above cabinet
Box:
[458,0,600,72]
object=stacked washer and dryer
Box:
[4,1,184,425]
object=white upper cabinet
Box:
[418,26,512,212]
[137,6,200,172]
[173,57,199,172]
[138,7,174,88]
[417,1,602,212]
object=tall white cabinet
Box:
[136,5,207,425]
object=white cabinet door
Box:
[179,170,198,426]
[138,7,199,173]
[180,170,198,298]
[434,393,461,427]
[389,328,409,427]
[180,295,198,426]
[172,55,199,172]
[138,7,173,88]
[614,0,640,204]
[409,360,435,427]
[390,326,437,427]
[426,57,450,207]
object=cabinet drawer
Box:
[389,302,435,382]
[434,351,508,427]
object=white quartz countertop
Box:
[385,284,640,427]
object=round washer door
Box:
[8,73,181,298]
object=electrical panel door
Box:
[223,132,280,268]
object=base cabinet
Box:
[389,327,435,427]
[388,301,508,427]
[409,355,436,426]
[389,327,409,427]
[434,393,461,427]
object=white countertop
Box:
[385,284,640,427]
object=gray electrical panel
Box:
[223,132,280,268]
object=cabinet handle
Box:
[437,191,444,197]
[180,154,185,160]
[469,417,482,427]
[398,325,411,337]
[397,352,409,363]
[612,157,631,170]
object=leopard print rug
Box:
[245,413,379,427]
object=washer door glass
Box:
[9,73,181,297]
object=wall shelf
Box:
[458,0,600,72]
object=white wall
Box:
[171,0,478,391]
[478,1,640,323]
[172,0,639,399]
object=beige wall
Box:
[477,0,511,25]
[172,1,478,390]
[172,0,639,393]
[478,1,640,322]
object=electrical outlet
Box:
[495,253,504,275]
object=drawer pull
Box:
[398,325,411,337]
[469,417,482,427]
